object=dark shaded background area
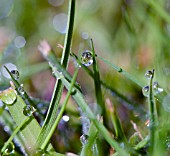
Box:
[0,0,170,155]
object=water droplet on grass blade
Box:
[71,88,77,95]
[142,86,149,97]
[1,63,17,79]
[23,105,36,116]
[35,148,48,156]
[18,84,24,95]
[0,88,17,105]
[80,134,88,144]
[10,70,19,80]
[3,142,15,155]
[145,70,153,79]
[153,81,163,94]
[81,50,93,66]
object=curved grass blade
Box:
[36,0,76,148]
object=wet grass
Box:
[0,0,170,156]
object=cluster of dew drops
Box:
[142,70,163,97]
[8,69,36,117]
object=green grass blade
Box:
[98,56,144,87]
[36,0,75,148]
[90,39,105,115]
[50,64,128,156]
[147,70,158,155]
[0,88,43,154]
[41,68,79,150]
[142,0,170,24]
[1,117,31,154]
[80,122,98,156]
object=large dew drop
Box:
[142,86,149,97]
[1,63,17,79]
[3,142,15,155]
[81,50,93,66]
[0,88,17,105]
[10,70,19,80]
[23,105,36,116]
[80,134,88,145]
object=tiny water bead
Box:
[0,88,17,105]
[145,70,153,79]
[80,134,88,144]
[153,81,163,94]
[34,148,49,156]
[10,70,19,80]
[3,142,15,155]
[18,84,24,95]
[81,50,93,66]
[71,88,77,95]
[142,86,149,97]
[23,105,36,116]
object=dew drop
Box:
[10,70,19,80]
[81,50,93,66]
[145,70,153,79]
[166,137,170,149]
[1,63,17,79]
[58,72,64,79]
[80,134,88,144]
[73,59,81,68]
[0,88,17,105]
[142,86,149,97]
[23,105,36,116]
[71,88,77,95]
[3,142,15,155]
[153,81,163,94]
[34,148,48,156]
[18,84,24,95]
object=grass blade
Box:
[41,68,79,150]
[36,0,75,148]
[98,56,144,87]
[50,64,128,156]
[0,88,43,154]
[90,39,105,115]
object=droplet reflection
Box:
[81,50,93,66]
[3,142,15,155]
[80,134,88,144]
[142,86,149,97]
[10,70,19,80]
[23,105,36,116]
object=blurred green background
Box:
[0,0,170,155]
